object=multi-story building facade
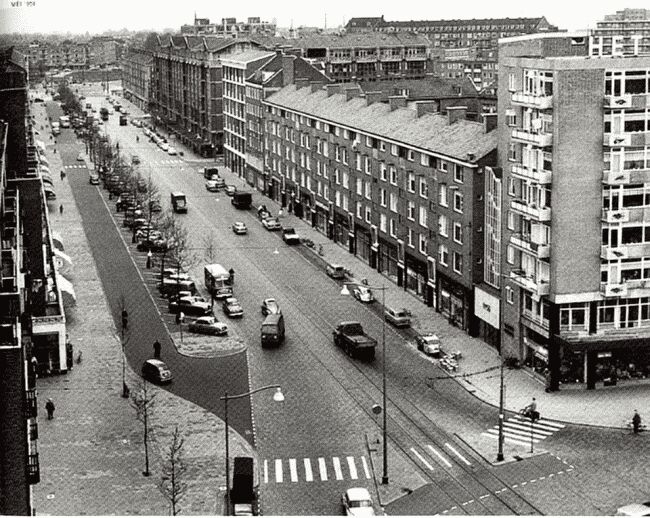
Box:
[151,35,263,157]
[19,40,88,79]
[181,16,276,37]
[87,37,119,66]
[252,33,432,83]
[595,8,650,55]
[263,83,496,328]
[122,48,154,112]
[497,32,650,390]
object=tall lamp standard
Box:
[341,281,389,485]
[496,272,509,462]
[220,385,284,515]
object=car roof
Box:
[225,297,237,303]
[346,487,371,500]
[264,298,277,303]
[617,504,650,516]
[145,359,168,368]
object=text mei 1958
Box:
[10,1,37,6]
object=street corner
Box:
[170,330,247,358]
[454,430,548,466]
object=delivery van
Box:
[261,313,285,348]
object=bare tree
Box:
[130,380,156,477]
[202,233,218,310]
[159,426,188,515]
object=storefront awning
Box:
[56,274,76,303]
[53,247,72,269]
[51,231,64,251]
[41,174,54,186]
[43,184,56,199]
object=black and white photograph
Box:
[0,0,649,515]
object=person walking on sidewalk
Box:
[633,410,642,434]
[45,398,55,420]
[523,397,537,419]
[59,203,64,215]
[153,340,161,359]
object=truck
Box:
[100,107,109,121]
[231,191,252,210]
[333,321,377,360]
[231,457,255,516]
[119,114,127,126]
[171,192,187,214]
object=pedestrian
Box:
[523,397,537,418]
[229,268,235,285]
[60,169,65,180]
[31,356,38,376]
[66,341,73,371]
[121,309,128,330]
[633,410,642,434]
[59,203,64,215]
[146,250,152,269]
[153,340,161,359]
[45,398,55,420]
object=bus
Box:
[204,264,233,299]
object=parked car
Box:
[168,295,212,316]
[223,297,244,318]
[88,172,100,185]
[167,146,178,156]
[76,153,84,161]
[136,237,167,253]
[384,307,412,328]
[416,333,441,356]
[352,285,374,303]
[225,185,237,196]
[261,298,281,316]
[141,359,172,384]
[282,227,300,245]
[187,315,228,336]
[326,264,346,279]
[160,268,190,281]
[132,155,141,164]
[149,199,162,213]
[205,174,223,192]
[262,217,282,231]
[232,222,248,235]
[341,487,375,517]
[158,142,169,152]
[616,503,650,516]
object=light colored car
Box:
[384,307,411,328]
[76,153,85,161]
[616,503,650,516]
[341,487,375,517]
[262,217,282,231]
[158,142,169,152]
[205,177,220,192]
[88,172,100,185]
[326,264,346,279]
[282,227,300,245]
[187,315,228,336]
[261,298,281,316]
[167,146,178,155]
[168,295,212,316]
[232,221,247,235]
[353,285,374,303]
[416,333,441,356]
[225,185,236,196]
[223,297,244,318]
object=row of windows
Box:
[559,298,650,331]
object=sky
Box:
[0,0,647,35]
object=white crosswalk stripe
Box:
[263,456,372,484]
[481,415,566,446]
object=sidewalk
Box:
[219,169,650,432]
[32,94,255,515]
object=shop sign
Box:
[474,286,500,329]
[597,352,612,359]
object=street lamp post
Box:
[341,281,389,484]
[497,272,509,462]
[220,385,284,515]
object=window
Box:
[453,251,463,274]
[438,214,448,236]
[439,244,449,266]
[421,154,430,167]
[379,140,386,152]
[506,109,517,127]
[508,72,516,92]
[380,162,387,181]
[365,156,372,174]
[390,166,398,185]
[365,181,371,200]
[356,202,362,219]
[506,286,514,304]
[355,152,362,171]
[334,168,340,185]
[335,190,341,207]
[419,233,428,254]
[342,147,348,165]
[335,145,341,162]
[419,206,428,227]
[507,210,516,230]
[407,201,415,221]
[453,191,463,213]
[453,221,463,243]
[407,228,414,248]
[391,143,399,156]
[439,184,448,206]
[439,160,448,172]
[454,164,464,183]
[380,214,387,232]
[408,173,416,193]
[508,143,517,161]
[365,207,372,223]
[506,245,515,264]
[407,149,415,162]
[380,188,387,207]
[390,193,398,212]
[342,172,349,189]
[419,178,428,198]
[508,178,516,196]
[356,178,363,195]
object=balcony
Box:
[511,199,552,221]
[28,453,40,484]
[404,53,427,61]
[330,55,352,63]
[26,388,37,418]
[380,53,402,61]
[511,162,552,184]
[606,132,650,147]
[355,54,378,62]
[601,282,628,297]
[601,208,630,223]
[602,170,630,185]
[601,245,629,260]
[604,94,632,108]
[511,128,553,147]
[510,234,550,259]
[510,270,550,296]
[511,91,553,110]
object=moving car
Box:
[232,222,247,235]
[141,359,172,384]
[205,174,223,192]
[168,295,212,316]
[282,227,300,245]
[187,315,228,336]
[352,285,374,303]
[341,488,375,517]
[167,146,178,156]
[384,307,412,328]
[616,503,650,516]
[416,333,441,356]
[76,153,85,161]
[88,172,100,185]
[223,297,244,318]
[158,142,169,152]
[262,217,282,231]
[261,298,281,316]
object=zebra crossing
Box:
[65,164,87,169]
[481,415,566,447]
[262,455,372,484]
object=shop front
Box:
[474,285,501,350]
[313,201,329,235]
[333,211,350,248]
[378,238,399,284]
[355,223,372,265]
[405,252,428,304]
[437,273,467,329]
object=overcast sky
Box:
[0,0,646,35]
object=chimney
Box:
[281,55,294,86]
[310,81,322,93]
[345,86,361,101]
[447,106,467,125]
[415,100,438,118]
[388,95,407,111]
[365,91,382,106]
[482,112,497,133]
[326,83,341,97]
[295,77,309,89]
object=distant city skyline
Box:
[0,0,646,35]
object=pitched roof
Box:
[347,76,478,101]
[251,32,430,49]
[221,49,275,65]
[265,84,496,162]
[382,17,549,28]
[346,17,385,29]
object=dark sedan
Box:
[168,295,212,316]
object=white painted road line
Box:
[361,456,371,479]
[428,445,452,467]
[263,460,268,484]
[347,456,358,480]
[304,458,313,482]
[318,457,328,481]
[332,457,344,480]
[410,447,435,470]
[445,443,471,465]
[289,458,298,482]
[275,459,283,483]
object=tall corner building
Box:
[498,31,650,390]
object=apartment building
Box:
[19,40,88,79]
[595,8,650,55]
[87,37,119,67]
[181,16,276,36]
[151,35,263,157]
[497,32,650,390]
[263,83,496,329]
[122,48,154,112]
[252,33,432,83]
